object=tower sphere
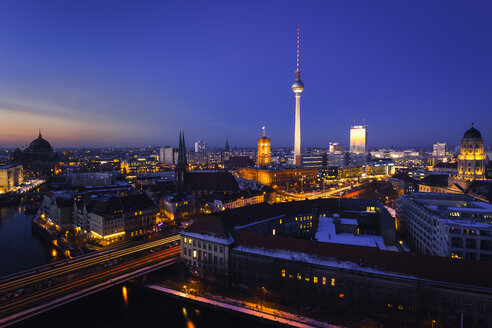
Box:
[292,79,304,93]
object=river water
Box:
[13,284,274,328]
[0,205,59,276]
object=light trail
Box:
[0,247,180,317]
[0,235,179,294]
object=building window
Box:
[322,277,326,285]
[331,278,336,286]
[193,250,197,259]
[184,237,187,244]
[272,229,276,236]
[313,276,318,284]
[281,269,286,277]
[188,239,192,245]
[297,273,302,280]
[220,246,224,253]
[214,245,218,252]
[198,241,201,248]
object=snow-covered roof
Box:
[180,231,234,245]
[315,217,388,249]
[234,245,413,279]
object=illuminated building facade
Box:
[127,157,158,174]
[292,26,304,167]
[457,125,485,181]
[349,125,368,154]
[329,142,343,153]
[433,142,446,157]
[87,158,120,172]
[236,166,317,189]
[256,127,271,166]
[0,164,23,193]
[88,193,157,245]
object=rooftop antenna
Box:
[296,25,300,71]
[262,126,266,137]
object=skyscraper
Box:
[350,125,368,154]
[159,146,175,165]
[194,140,206,153]
[257,126,271,166]
[292,26,304,167]
[432,142,446,157]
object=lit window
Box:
[313,276,318,284]
[322,277,326,285]
[188,239,192,245]
[281,269,286,277]
[398,305,403,310]
[387,303,393,308]
[279,219,282,224]
[305,277,310,282]
[184,237,187,244]
[272,229,276,236]
[339,294,344,299]
[193,250,197,259]
[297,273,302,280]
[331,278,335,286]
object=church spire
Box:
[38,129,42,138]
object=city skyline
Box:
[1,1,492,148]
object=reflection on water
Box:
[0,206,54,276]
[13,285,276,328]
[122,285,128,306]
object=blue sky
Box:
[0,0,491,148]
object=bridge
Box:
[0,234,181,327]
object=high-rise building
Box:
[194,140,206,153]
[159,146,175,165]
[292,26,304,167]
[350,125,368,154]
[256,127,271,166]
[329,142,343,154]
[433,142,446,157]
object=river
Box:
[0,205,59,276]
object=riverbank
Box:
[145,283,341,328]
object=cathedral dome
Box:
[463,126,482,139]
[28,132,53,152]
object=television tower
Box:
[292,25,304,166]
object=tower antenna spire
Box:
[296,25,300,71]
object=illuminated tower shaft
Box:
[291,26,304,167]
[294,94,301,166]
